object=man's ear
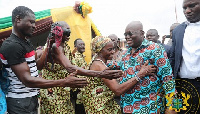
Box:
[157,35,160,40]
[15,15,21,23]
[141,30,145,36]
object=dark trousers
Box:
[175,78,200,114]
[70,89,86,114]
[7,95,38,114]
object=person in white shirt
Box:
[170,0,200,113]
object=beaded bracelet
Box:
[135,76,139,81]
[135,75,142,81]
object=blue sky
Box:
[0,0,186,40]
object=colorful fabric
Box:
[108,39,175,113]
[64,42,72,61]
[81,59,121,114]
[0,34,39,98]
[0,63,7,113]
[1,5,101,64]
[71,51,87,104]
[80,36,121,113]
[78,1,93,17]
[40,42,74,114]
[0,63,9,94]
[0,88,6,114]
[52,26,63,48]
[91,36,111,54]
[72,51,87,69]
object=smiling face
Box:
[183,0,200,23]
[100,41,115,60]
[108,34,118,48]
[76,39,85,53]
[146,29,159,43]
[17,12,36,37]
[124,21,144,49]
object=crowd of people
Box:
[0,0,200,113]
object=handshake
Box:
[50,43,123,88]
[59,66,123,88]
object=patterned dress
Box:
[40,42,74,114]
[72,51,87,69]
[71,51,87,104]
[81,59,121,114]
[108,39,176,114]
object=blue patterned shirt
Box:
[0,64,8,113]
[108,39,175,113]
[0,88,6,113]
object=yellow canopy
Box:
[51,6,93,63]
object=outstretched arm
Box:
[52,44,122,79]
[36,47,47,70]
[11,62,88,89]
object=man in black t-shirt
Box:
[0,6,122,114]
[0,6,88,114]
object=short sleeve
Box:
[3,42,26,65]
[150,44,175,94]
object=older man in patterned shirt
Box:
[108,21,176,114]
[71,38,87,114]
[72,38,87,69]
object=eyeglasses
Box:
[124,31,141,37]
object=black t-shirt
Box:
[0,33,34,65]
[0,33,39,98]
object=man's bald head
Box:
[169,23,180,39]
[108,34,118,40]
[170,23,180,32]
[146,29,159,43]
[126,21,143,31]
[147,29,158,35]
[55,21,70,29]
[124,21,144,48]
[108,34,118,48]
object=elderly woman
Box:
[37,21,124,113]
[81,36,156,114]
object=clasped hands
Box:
[50,43,123,88]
